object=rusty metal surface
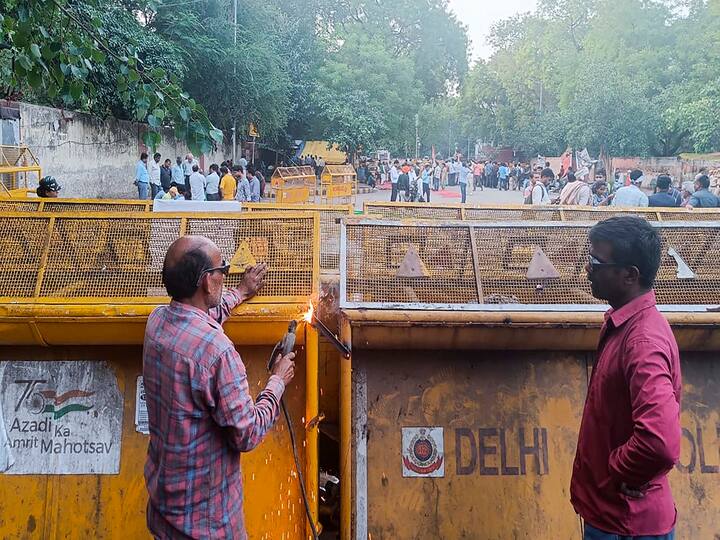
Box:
[356,349,720,539]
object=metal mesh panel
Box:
[39,217,180,298]
[658,210,720,222]
[0,200,40,212]
[472,226,597,304]
[343,221,720,306]
[365,204,462,220]
[655,228,720,304]
[563,209,660,221]
[244,205,351,271]
[42,201,148,212]
[186,217,314,298]
[464,208,560,221]
[0,216,50,296]
[345,224,478,303]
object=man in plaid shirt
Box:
[143,236,296,539]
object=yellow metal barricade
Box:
[320,165,356,204]
[270,166,315,204]
[0,197,152,212]
[0,211,321,539]
[244,203,353,272]
[337,218,720,540]
[363,201,720,222]
[0,145,42,197]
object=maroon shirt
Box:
[571,290,681,535]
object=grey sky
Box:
[447,0,538,60]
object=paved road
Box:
[354,184,524,211]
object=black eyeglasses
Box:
[587,254,623,272]
[196,260,230,286]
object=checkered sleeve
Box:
[209,347,285,452]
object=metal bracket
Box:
[668,247,696,280]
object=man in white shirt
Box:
[183,153,199,192]
[205,164,221,201]
[188,165,206,201]
[148,152,162,199]
[532,168,553,205]
[612,169,649,207]
[389,160,400,202]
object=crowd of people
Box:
[133,152,266,202]
[365,155,719,209]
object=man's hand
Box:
[235,263,268,302]
[271,352,296,386]
[620,482,646,499]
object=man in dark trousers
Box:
[572,216,681,540]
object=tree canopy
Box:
[2,0,718,157]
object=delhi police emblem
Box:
[401,427,444,478]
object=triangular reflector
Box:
[396,245,430,278]
[526,247,560,279]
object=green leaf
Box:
[84,58,93,70]
[128,70,140,83]
[30,43,42,58]
[209,128,223,143]
[18,54,32,71]
[91,50,106,63]
[152,108,165,121]
[179,107,190,122]
[70,64,84,79]
[155,91,165,102]
[27,70,42,88]
[70,82,83,101]
[147,114,160,127]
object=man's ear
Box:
[624,265,641,285]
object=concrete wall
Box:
[17,102,232,199]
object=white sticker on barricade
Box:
[0,361,123,475]
[135,376,149,435]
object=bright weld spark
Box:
[302,302,314,324]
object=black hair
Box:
[220,166,229,175]
[630,169,644,182]
[192,164,199,172]
[162,247,212,300]
[541,168,554,180]
[656,175,672,190]
[697,175,710,189]
[232,165,243,173]
[566,172,576,182]
[153,152,161,160]
[589,216,661,289]
[591,180,607,194]
[140,152,148,160]
[210,163,219,172]
[164,158,171,164]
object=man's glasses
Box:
[587,254,623,273]
[196,260,230,286]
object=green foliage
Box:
[0,0,220,154]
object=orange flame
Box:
[303,302,315,324]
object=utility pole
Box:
[232,0,237,162]
[415,113,419,159]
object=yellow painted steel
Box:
[0,344,316,539]
[320,165,357,204]
[276,185,312,204]
[0,145,42,193]
[0,209,322,539]
[305,324,320,536]
[339,316,352,540]
[363,201,720,221]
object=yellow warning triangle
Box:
[229,240,257,275]
[526,247,560,279]
[396,245,430,278]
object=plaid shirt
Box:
[143,290,285,539]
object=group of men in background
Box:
[134,152,264,202]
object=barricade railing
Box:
[341,218,720,309]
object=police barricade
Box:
[320,165,356,204]
[0,211,321,539]
[270,166,315,204]
[363,201,720,222]
[337,218,720,539]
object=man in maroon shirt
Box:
[571,216,681,540]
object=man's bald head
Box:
[162,236,221,300]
